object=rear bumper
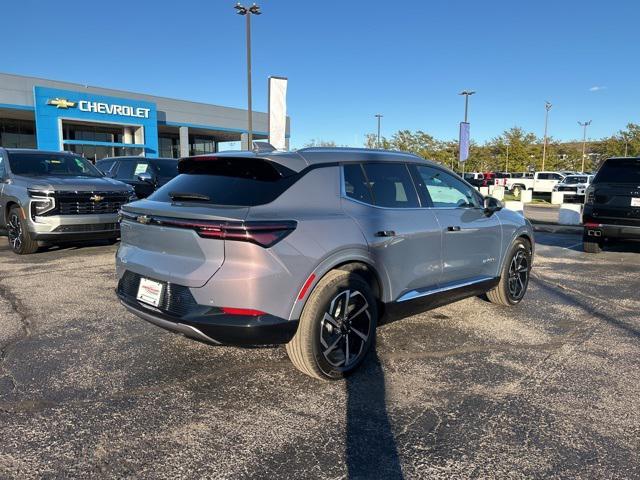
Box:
[117,291,298,346]
[584,224,640,240]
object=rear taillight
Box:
[585,187,595,205]
[133,215,296,248]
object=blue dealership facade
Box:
[0,72,288,161]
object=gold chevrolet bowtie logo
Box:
[47,98,77,109]
[90,195,104,202]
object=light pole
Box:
[578,120,592,172]
[459,90,475,123]
[542,101,552,171]
[459,90,475,175]
[235,2,261,149]
[375,114,383,148]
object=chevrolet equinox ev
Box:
[116,148,534,380]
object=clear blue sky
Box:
[2,0,638,148]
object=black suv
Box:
[583,157,640,253]
[96,156,178,199]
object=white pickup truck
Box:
[505,171,565,198]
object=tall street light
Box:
[459,90,475,123]
[235,2,261,149]
[541,101,552,171]
[375,114,383,148]
[578,120,592,173]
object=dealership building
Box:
[0,72,289,161]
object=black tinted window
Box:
[362,163,419,208]
[7,152,102,177]
[115,160,151,180]
[343,164,374,204]
[96,160,115,174]
[149,157,297,206]
[152,159,179,179]
[595,158,640,183]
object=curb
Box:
[531,223,583,234]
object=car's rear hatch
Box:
[118,154,299,288]
[120,201,249,288]
[590,183,640,226]
[589,158,640,227]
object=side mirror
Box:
[137,172,154,183]
[484,196,503,215]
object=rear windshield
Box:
[8,152,103,177]
[595,158,640,184]
[149,157,297,206]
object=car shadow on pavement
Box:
[532,277,640,339]
[346,349,404,479]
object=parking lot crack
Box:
[0,281,34,393]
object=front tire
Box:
[487,238,532,306]
[6,206,39,255]
[286,270,378,380]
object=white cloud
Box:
[589,85,607,92]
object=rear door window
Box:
[361,163,420,208]
[595,158,640,183]
[343,163,374,205]
[149,156,297,206]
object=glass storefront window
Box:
[62,122,124,143]
[63,144,143,162]
[0,118,37,149]
[159,134,180,158]
[189,135,216,156]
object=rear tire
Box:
[6,206,39,255]
[583,236,603,253]
[487,238,531,306]
[286,270,378,380]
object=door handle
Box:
[375,230,396,237]
[447,226,461,232]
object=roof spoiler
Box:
[252,141,277,153]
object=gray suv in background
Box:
[116,148,534,380]
[0,149,134,254]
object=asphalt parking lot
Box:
[0,234,639,479]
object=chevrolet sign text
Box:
[78,101,150,119]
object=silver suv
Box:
[116,148,534,380]
[0,149,134,254]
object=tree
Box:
[303,139,339,148]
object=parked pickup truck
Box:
[505,171,565,198]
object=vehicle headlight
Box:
[127,189,137,202]
[28,189,56,217]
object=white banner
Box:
[268,76,288,150]
[459,122,470,162]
